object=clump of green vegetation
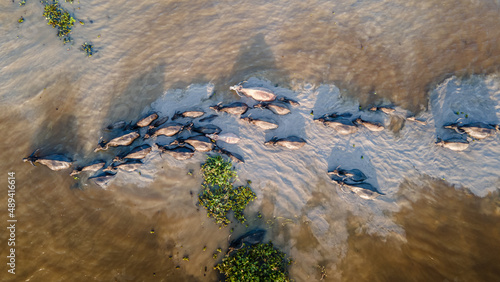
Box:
[18,16,24,23]
[19,0,26,6]
[215,242,291,282]
[42,0,75,39]
[81,42,94,57]
[198,156,256,227]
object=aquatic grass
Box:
[42,0,75,39]
[199,156,256,226]
[215,242,291,282]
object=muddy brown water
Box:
[1,0,500,281]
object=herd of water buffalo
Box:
[23,83,500,200]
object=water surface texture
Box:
[1,0,500,281]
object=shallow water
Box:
[1,0,500,281]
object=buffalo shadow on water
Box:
[161,33,291,102]
[93,63,168,161]
[210,33,291,101]
[27,77,83,162]
[102,62,167,128]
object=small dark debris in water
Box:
[56,107,58,110]
[150,229,155,234]
[169,255,173,259]
[81,42,94,57]
[175,266,180,269]
[310,110,314,116]
[153,273,156,276]
[361,156,364,159]
[318,265,327,280]
[190,191,193,197]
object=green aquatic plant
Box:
[42,0,75,39]
[201,155,237,188]
[198,156,256,226]
[215,242,291,282]
[18,16,24,23]
[81,42,94,57]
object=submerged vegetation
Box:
[199,156,256,226]
[215,242,291,281]
[42,0,75,40]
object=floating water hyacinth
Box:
[81,42,94,57]
[42,0,75,39]
[198,156,256,226]
[215,242,291,282]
